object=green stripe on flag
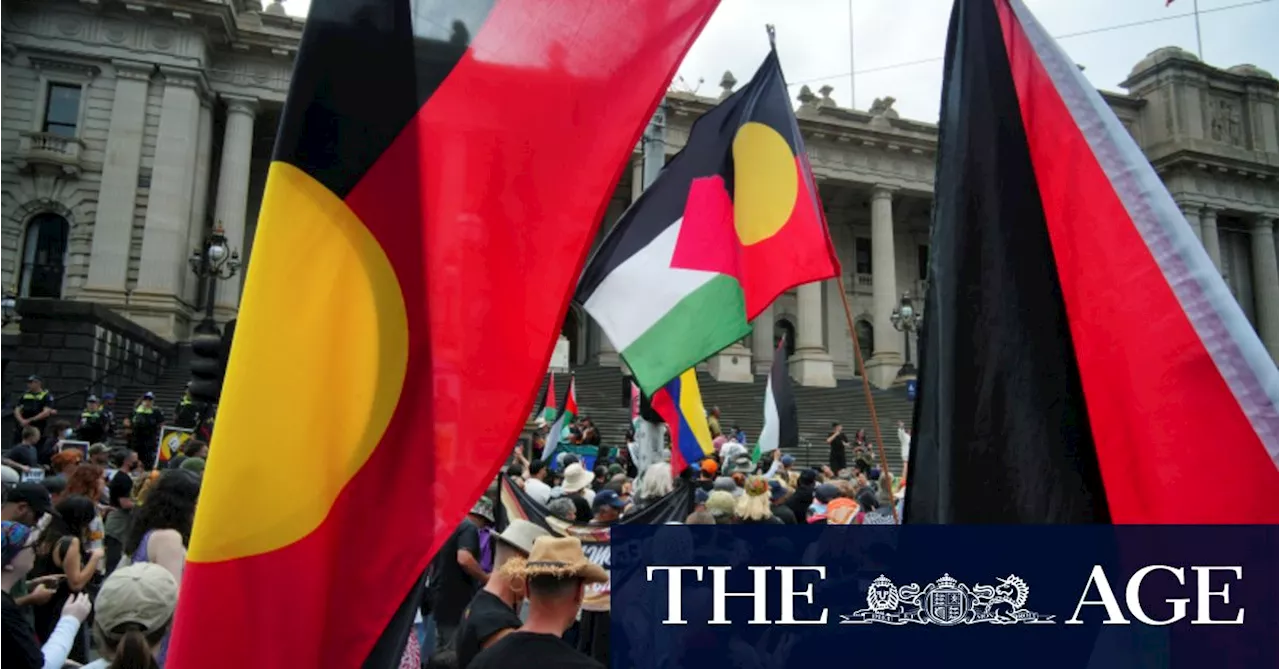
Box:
[621,274,752,395]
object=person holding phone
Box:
[2,521,92,669]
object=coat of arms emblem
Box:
[840,573,1054,626]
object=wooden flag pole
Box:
[834,275,900,524]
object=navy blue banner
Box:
[610,526,1277,669]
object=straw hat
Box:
[561,463,593,494]
[516,536,607,583]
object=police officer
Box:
[12,374,55,446]
[76,395,109,444]
[99,392,118,439]
[173,383,205,430]
[125,391,165,469]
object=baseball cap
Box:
[768,479,788,502]
[591,489,627,511]
[94,563,178,635]
[88,443,109,457]
[5,482,53,519]
[780,454,795,466]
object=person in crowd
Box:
[1,482,53,528]
[705,490,736,524]
[692,488,708,514]
[12,376,55,448]
[469,536,607,669]
[777,454,798,487]
[124,392,165,470]
[768,480,797,524]
[695,459,717,492]
[79,562,178,669]
[173,383,204,430]
[711,476,740,499]
[826,422,849,475]
[166,439,207,472]
[4,427,42,474]
[632,462,672,513]
[428,499,493,651]
[31,495,101,661]
[1,465,18,489]
[178,457,205,476]
[591,465,608,490]
[808,483,841,523]
[63,464,107,554]
[732,424,746,445]
[103,449,140,575]
[523,459,552,506]
[559,463,594,520]
[99,393,118,438]
[37,419,70,467]
[684,510,715,525]
[735,476,783,525]
[545,496,575,523]
[826,497,859,525]
[50,450,82,479]
[124,469,201,584]
[706,407,721,439]
[41,477,68,508]
[88,443,111,468]
[454,520,550,669]
[580,417,601,447]
[2,521,92,669]
[588,490,625,526]
[897,420,912,480]
[75,396,109,445]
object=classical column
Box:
[1178,201,1203,243]
[83,61,153,299]
[866,185,902,388]
[751,302,774,375]
[790,281,835,387]
[183,97,215,306]
[212,95,258,320]
[1249,216,1279,361]
[1201,208,1223,273]
[134,67,203,339]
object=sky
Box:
[279,0,1279,122]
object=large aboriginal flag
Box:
[167,1,719,667]
[906,0,1279,524]
[578,48,841,395]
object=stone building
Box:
[3,0,1276,393]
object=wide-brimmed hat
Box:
[517,536,607,583]
[561,463,593,493]
[493,519,549,556]
[469,497,495,523]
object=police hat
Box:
[26,375,40,382]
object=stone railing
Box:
[16,131,86,177]
[2,299,177,446]
[853,273,874,294]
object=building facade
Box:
[3,0,1276,390]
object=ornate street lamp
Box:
[889,291,923,378]
[189,223,240,335]
[1,293,17,326]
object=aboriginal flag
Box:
[167,1,719,667]
[578,48,841,395]
[906,0,1278,524]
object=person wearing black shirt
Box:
[75,395,109,445]
[125,392,165,470]
[103,448,140,575]
[469,536,607,669]
[3,428,41,475]
[769,480,798,524]
[173,385,207,430]
[12,376,54,448]
[454,520,549,669]
[427,500,492,651]
[826,422,849,474]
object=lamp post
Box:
[189,224,240,335]
[889,291,922,378]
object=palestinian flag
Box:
[167,1,720,667]
[536,371,557,423]
[577,48,841,395]
[906,0,1278,524]
[544,375,578,467]
[753,338,797,463]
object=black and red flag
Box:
[906,0,1278,524]
[168,1,719,667]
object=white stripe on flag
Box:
[584,219,719,352]
[758,373,779,454]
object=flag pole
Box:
[1192,0,1203,60]
[834,275,900,523]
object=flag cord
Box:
[834,275,900,524]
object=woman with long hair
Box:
[123,469,199,582]
[30,495,102,661]
[63,463,108,556]
[80,562,178,669]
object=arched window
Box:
[774,318,797,358]
[855,319,874,357]
[19,213,69,299]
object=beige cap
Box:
[95,563,178,634]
